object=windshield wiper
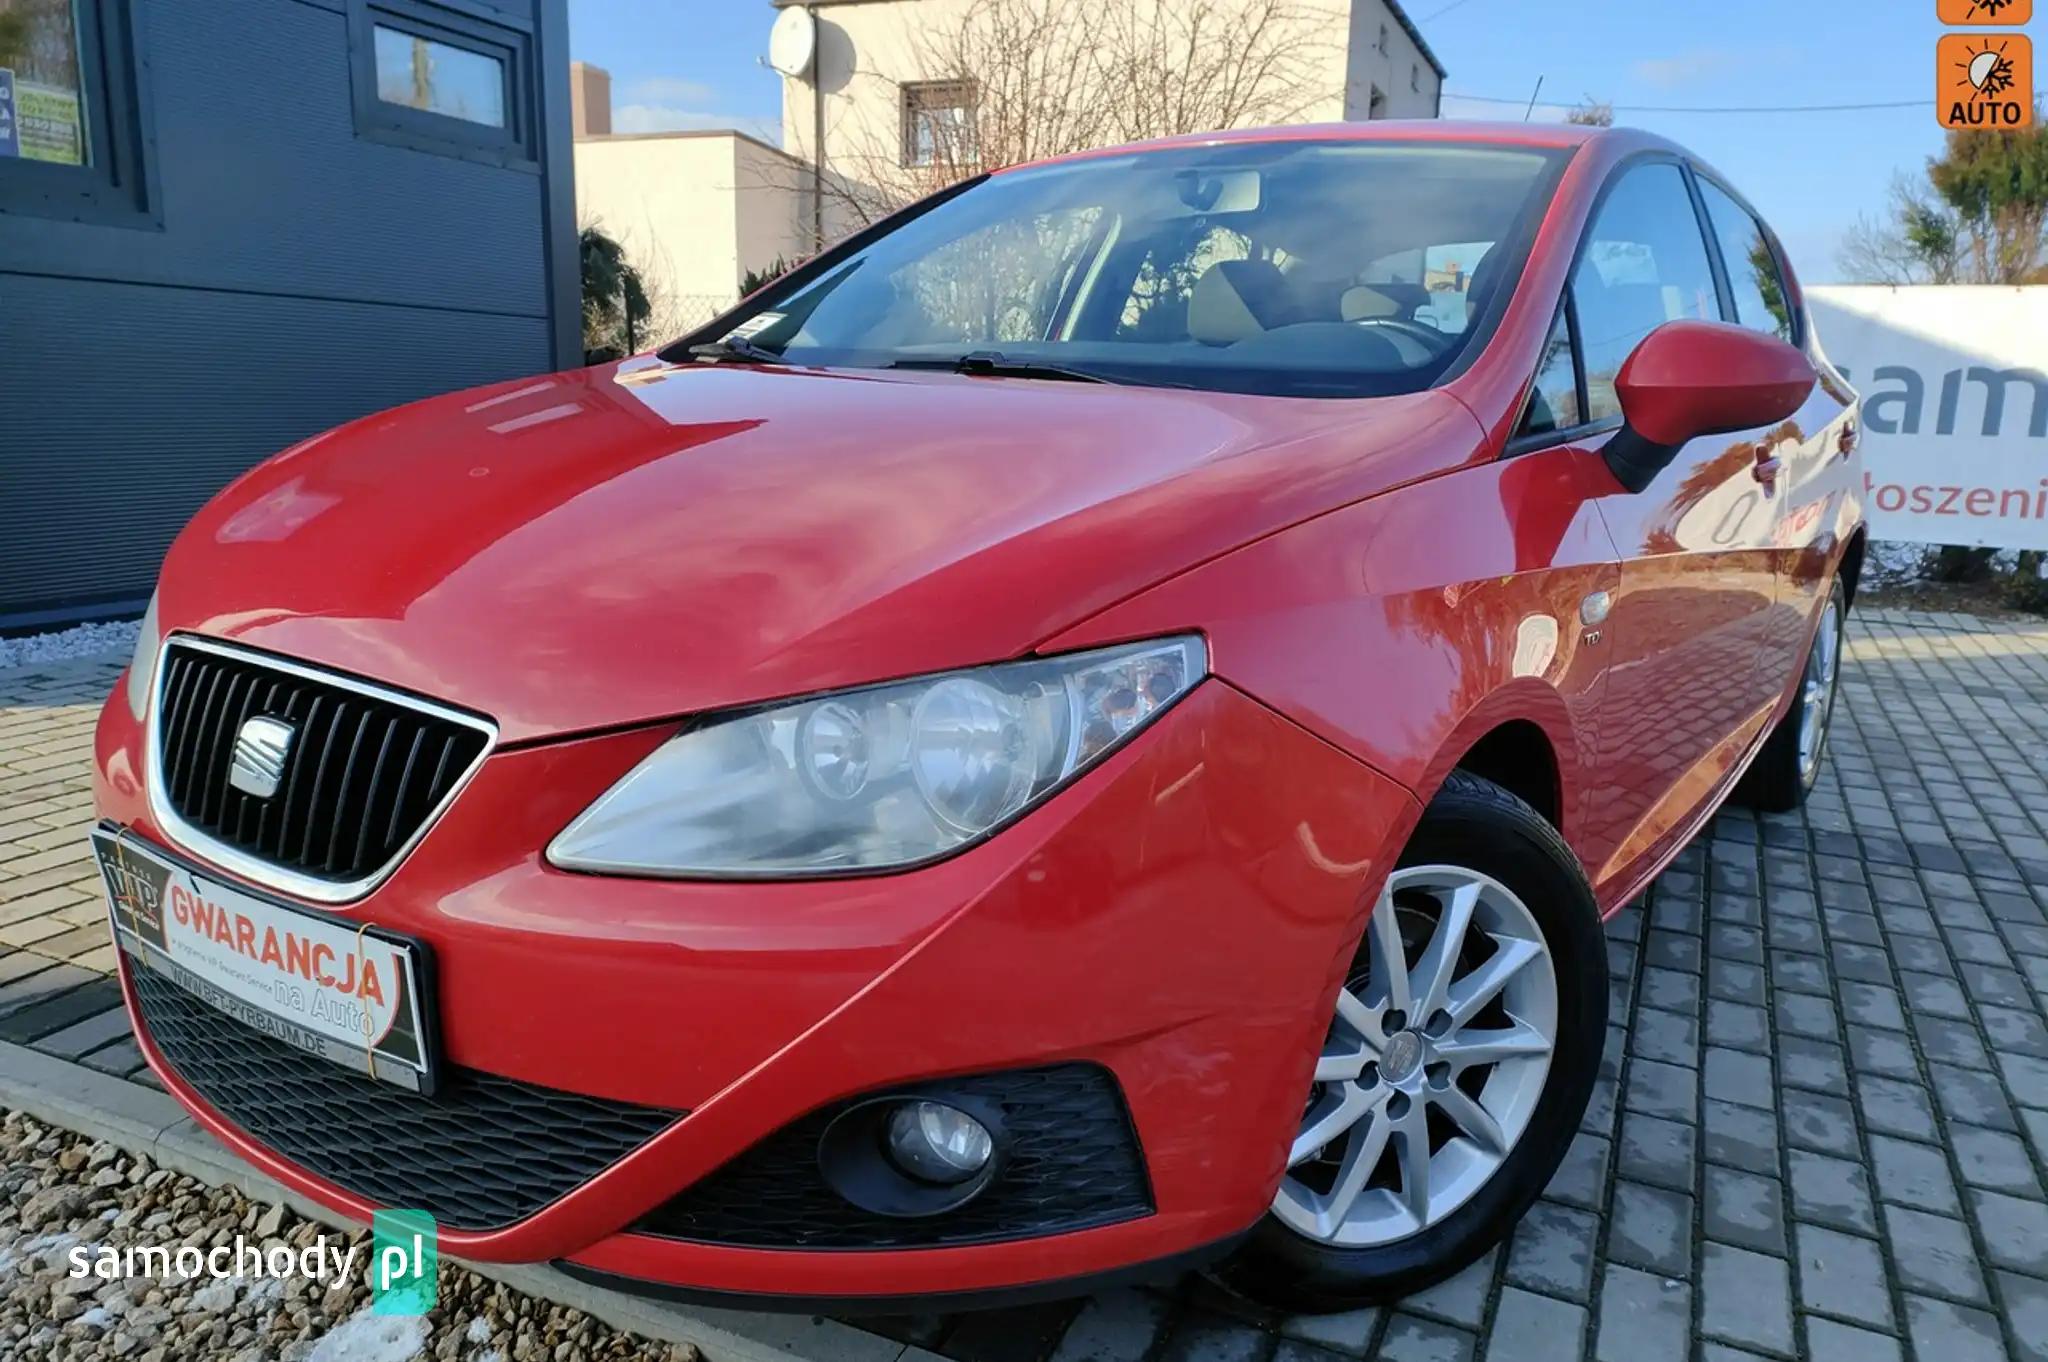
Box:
[687,335,789,366]
[891,350,1112,384]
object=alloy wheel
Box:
[1797,596,1843,785]
[1274,866,1558,1247]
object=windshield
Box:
[688,140,1565,398]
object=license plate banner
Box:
[95,831,431,1088]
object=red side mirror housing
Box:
[1604,320,1816,493]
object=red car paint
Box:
[93,120,1862,1300]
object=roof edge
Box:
[1381,0,1447,81]
[574,127,798,163]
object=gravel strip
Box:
[0,620,140,671]
[0,1112,696,1362]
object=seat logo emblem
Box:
[1382,1031,1424,1083]
[228,716,296,799]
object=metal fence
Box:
[668,293,738,335]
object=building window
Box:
[1411,63,1420,92]
[1376,22,1388,54]
[373,24,506,128]
[0,0,89,164]
[1368,85,1387,119]
[0,0,155,226]
[901,80,975,169]
[349,0,536,168]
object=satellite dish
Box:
[768,7,816,81]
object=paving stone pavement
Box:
[1,607,2045,1362]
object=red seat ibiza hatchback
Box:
[92,120,1861,1312]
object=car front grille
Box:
[151,638,491,892]
[634,1064,1153,1249]
[130,964,682,1230]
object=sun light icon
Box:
[1960,39,2018,98]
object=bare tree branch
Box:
[763,0,1346,237]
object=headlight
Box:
[124,591,161,720]
[547,636,1206,877]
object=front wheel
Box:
[1214,772,1607,1312]
[1740,575,1845,812]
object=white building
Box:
[779,0,1443,179]
[572,0,1444,331]
[572,63,813,334]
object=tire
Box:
[1213,771,1607,1313]
[1739,575,1846,813]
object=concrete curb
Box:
[0,1039,898,1362]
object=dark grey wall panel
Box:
[0,273,550,614]
[0,0,547,318]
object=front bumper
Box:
[93,676,1419,1299]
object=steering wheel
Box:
[1350,317,1455,352]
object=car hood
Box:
[161,360,1480,742]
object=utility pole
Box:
[810,7,824,253]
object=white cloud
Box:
[611,103,782,146]
[1630,50,1735,88]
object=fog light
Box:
[884,1101,993,1185]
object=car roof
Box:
[1008,120,1683,172]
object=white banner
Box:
[1807,285,2048,550]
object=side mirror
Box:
[1603,320,1815,493]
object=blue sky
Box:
[566,0,1977,281]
